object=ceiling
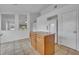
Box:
[0,4,51,25]
[0,4,51,13]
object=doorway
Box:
[47,15,58,44]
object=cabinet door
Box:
[37,35,44,55]
[45,34,55,55]
[61,10,77,49]
[30,33,37,49]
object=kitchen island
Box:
[30,32,55,55]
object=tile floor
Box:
[0,39,39,55]
[0,39,79,55]
[55,44,79,55]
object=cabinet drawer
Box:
[37,41,44,55]
[31,40,37,49]
[37,37,44,44]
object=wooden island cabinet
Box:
[30,32,55,55]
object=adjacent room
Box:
[0,4,79,55]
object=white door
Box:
[61,10,77,49]
[49,23,56,34]
[49,19,58,43]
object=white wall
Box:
[30,13,40,31]
[36,4,70,32]
[36,5,79,51]
[0,13,30,43]
[37,15,58,43]
[36,15,48,32]
[77,9,79,51]
[60,10,77,49]
[41,4,68,15]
